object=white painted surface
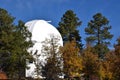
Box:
[25,20,63,78]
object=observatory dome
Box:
[25,20,63,78]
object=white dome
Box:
[25,20,63,78]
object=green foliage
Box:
[0,8,15,77]
[94,43,109,59]
[0,8,14,71]
[41,36,62,80]
[58,10,83,50]
[85,13,113,58]
[0,8,33,79]
[0,7,119,80]
[114,37,120,56]
[9,20,33,78]
[116,37,120,45]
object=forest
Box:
[0,8,120,80]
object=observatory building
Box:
[25,20,63,78]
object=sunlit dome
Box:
[25,20,63,78]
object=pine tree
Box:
[10,20,33,79]
[41,35,62,80]
[85,13,113,58]
[0,8,33,79]
[0,8,15,77]
[58,10,83,50]
[114,37,120,56]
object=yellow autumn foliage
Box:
[60,40,83,78]
[82,45,99,79]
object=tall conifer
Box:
[58,10,83,50]
[0,8,33,79]
[85,13,113,58]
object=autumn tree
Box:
[111,37,120,80]
[99,37,120,80]
[58,10,83,50]
[60,40,82,79]
[85,13,113,58]
[100,51,114,80]
[82,45,99,80]
[0,8,33,79]
[41,35,62,80]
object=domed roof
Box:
[25,20,63,78]
[25,20,51,32]
[25,20,62,43]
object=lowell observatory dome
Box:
[25,20,63,78]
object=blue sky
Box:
[0,0,120,49]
